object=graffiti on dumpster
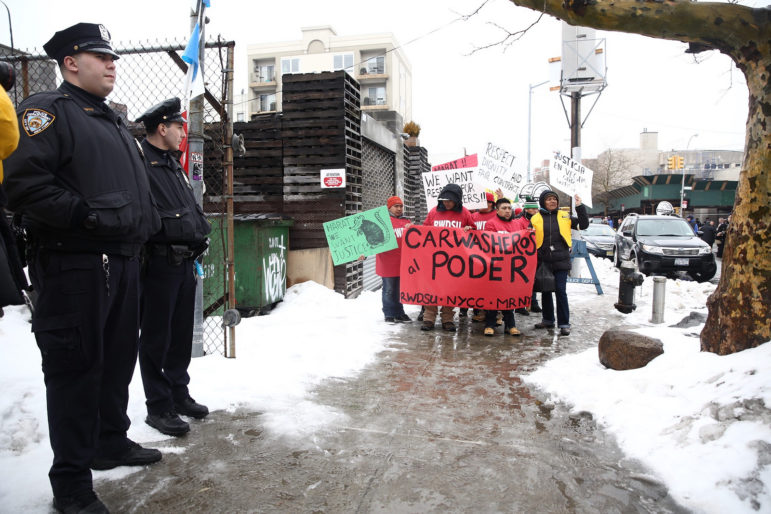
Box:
[263,235,287,304]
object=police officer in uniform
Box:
[3,23,162,513]
[136,98,211,437]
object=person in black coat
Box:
[3,23,162,514]
[529,190,589,336]
[700,219,717,249]
[715,217,728,258]
[136,98,212,438]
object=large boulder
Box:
[598,329,664,370]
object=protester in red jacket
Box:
[483,197,531,337]
[421,183,474,332]
[376,196,412,323]
[472,192,497,231]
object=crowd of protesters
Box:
[375,183,588,338]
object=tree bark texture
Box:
[507,0,770,354]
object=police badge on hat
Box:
[22,108,55,136]
[98,24,110,42]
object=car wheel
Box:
[688,267,716,283]
[613,249,621,268]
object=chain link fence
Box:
[1,37,234,356]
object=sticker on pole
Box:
[190,151,203,181]
[321,168,346,189]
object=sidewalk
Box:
[97,305,687,513]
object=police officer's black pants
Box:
[138,255,195,415]
[29,251,140,498]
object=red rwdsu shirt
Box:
[376,215,412,277]
[485,215,531,234]
[423,206,475,230]
[472,210,498,231]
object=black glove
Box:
[192,239,209,259]
[70,201,91,229]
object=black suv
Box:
[614,213,717,282]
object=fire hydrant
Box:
[614,260,645,313]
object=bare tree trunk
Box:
[508,0,771,354]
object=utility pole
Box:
[527,80,548,183]
[679,134,698,218]
[190,0,206,358]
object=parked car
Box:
[580,223,616,259]
[614,213,717,282]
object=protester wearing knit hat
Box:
[387,196,402,209]
[377,196,413,323]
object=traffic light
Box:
[667,156,676,169]
[676,156,685,169]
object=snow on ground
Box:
[526,255,771,513]
[0,256,769,512]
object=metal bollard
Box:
[650,276,667,323]
[614,260,645,314]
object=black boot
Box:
[91,440,162,470]
[530,296,542,313]
[146,412,190,436]
[53,491,109,514]
[174,396,209,419]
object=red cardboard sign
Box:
[400,226,537,309]
[431,153,478,172]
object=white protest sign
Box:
[476,142,526,200]
[550,153,594,207]
[422,167,487,210]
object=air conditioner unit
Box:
[360,68,367,75]
[363,97,371,106]
[269,102,276,111]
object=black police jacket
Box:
[3,81,161,255]
[141,140,211,246]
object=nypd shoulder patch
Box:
[22,108,55,136]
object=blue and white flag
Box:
[181,22,205,110]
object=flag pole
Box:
[190,0,206,358]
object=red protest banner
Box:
[400,226,537,310]
[431,153,479,172]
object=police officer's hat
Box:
[43,23,120,64]
[136,98,187,128]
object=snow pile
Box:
[526,255,771,512]
[0,281,399,512]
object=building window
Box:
[366,56,385,74]
[253,63,274,82]
[259,93,276,112]
[281,58,300,75]
[366,86,386,105]
[237,112,245,122]
[333,53,354,73]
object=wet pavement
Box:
[98,303,688,513]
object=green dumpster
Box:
[204,214,293,316]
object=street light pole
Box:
[679,133,698,217]
[527,80,549,183]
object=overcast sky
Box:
[4,0,758,170]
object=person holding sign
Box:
[530,190,589,336]
[483,197,531,336]
[472,192,498,231]
[520,198,543,315]
[420,183,475,332]
[376,196,413,323]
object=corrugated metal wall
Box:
[361,139,397,292]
